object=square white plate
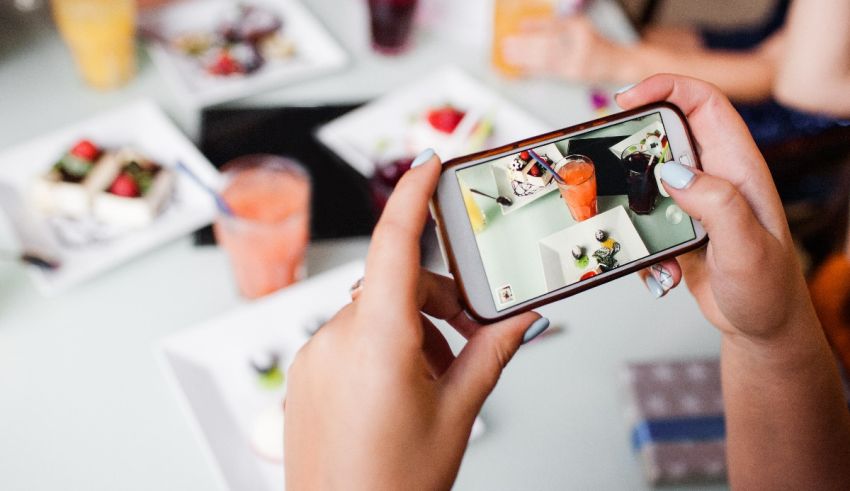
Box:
[489,142,563,215]
[607,121,665,159]
[316,66,550,178]
[0,99,219,295]
[538,205,649,291]
[157,261,483,491]
[141,0,348,108]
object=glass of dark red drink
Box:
[367,0,418,55]
[621,149,659,215]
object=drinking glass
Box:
[554,154,597,222]
[492,0,554,76]
[621,148,660,215]
[214,155,311,299]
[51,0,137,90]
[367,0,418,55]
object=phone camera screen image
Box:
[455,113,697,310]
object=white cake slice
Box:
[92,148,175,228]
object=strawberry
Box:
[519,151,530,162]
[528,163,542,177]
[109,172,140,197]
[208,51,241,76]
[580,271,597,281]
[426,106,465,134]
[70,140,100,162]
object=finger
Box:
[439,312,546,419]
[613,75,787,238]
[421,315,456,379]
[361,150,441,317]
[417,270,481,339]
[659,162,777,273]
[349,276,364,301]
[636,258,682,298]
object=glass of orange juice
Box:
[492,0,555,77]
[214,155,311,299]
[51,0,137,90]
[555,154,597,222]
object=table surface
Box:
[0,1,726,490]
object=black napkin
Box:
[196,104,376,245]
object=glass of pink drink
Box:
[367,0,418,54]
[214,155,311,299]
[555,154,597,222]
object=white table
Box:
[0,1,725,490]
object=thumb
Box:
[659,161,772,269]
[439,313,549,419]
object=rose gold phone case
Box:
[431,102,708,322]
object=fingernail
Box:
[644,275,665,299]
[614,82,637,96]
[411,148,435,168]
[660,161,695,189]
[349,276,364,295]
[650,264,674,290]
[522,317,550,344]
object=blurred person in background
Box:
[500,0,847,147]
[781,0,850,375]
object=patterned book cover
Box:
[623,359,726,485]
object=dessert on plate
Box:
[92,148,175,227]
[32,139,175,228]
[32,139,115,218]
[572,229,622,282]
[407,104,492,157]
[507,150,554,197]
[171,4,296,77]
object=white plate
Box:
[157,262,484,491]
[490,142,562,215]
[607,121,665,159]
[538,205,649,291]
[316,66,550,178]
[141,0,348,108]
[0,99,219,295]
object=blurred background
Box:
[1,1,849,490]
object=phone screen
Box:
[455,112,696,310]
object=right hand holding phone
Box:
[616,75,818,343]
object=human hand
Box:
[618,75,817,341]
[284,150,549,490]
[501,15,630,83]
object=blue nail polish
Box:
[644,275,665,298]
[411,148,435,168]
[614,82,637,96]
[660,161,696,190]
[522,317,550,344]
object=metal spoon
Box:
[0,250,61,270]
[469,188,512,206]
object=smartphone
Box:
[431,102,707,322]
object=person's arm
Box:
[620,33,782,102]
[501,16,781,102]
[618,76,850,489]
[774,0,850,116]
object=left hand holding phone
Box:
[284,150,547,490]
